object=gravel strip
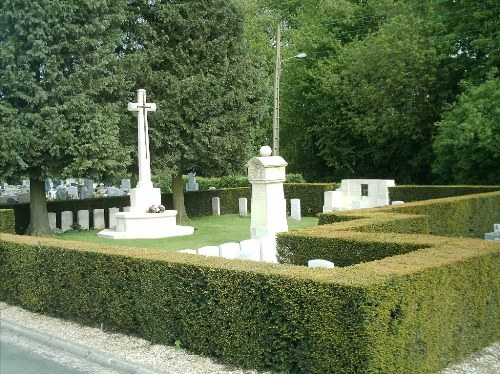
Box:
[1,301,498,373]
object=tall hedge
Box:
[0,209,15,234]
[389,185,500,203]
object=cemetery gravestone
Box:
[308,259,335,269]
[77,210,90,230]
[239,197,248,217]
[186,172,199,191]
[290,199,301,221]
[79,186,89,199]
[93,209,105,229]
[109,207,120,228]
[61,211,73,231]
[219,242,241,259]
[197,246,220,257]
[212,197,220,216]
[120,179,131,192]
[56,186,68,200]
[67,186,78,199]
[238,239,261,261]
[48,213,57,230]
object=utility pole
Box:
[272,24,281,156]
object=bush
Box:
[389,185,500,203]
[0,209,15,234]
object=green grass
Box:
[57,214,318,251]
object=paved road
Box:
[0,329,122,374]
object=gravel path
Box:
[1,301,498,374]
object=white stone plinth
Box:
[250,182,288,239]
[98,210,194,239]
[129,187,161,213]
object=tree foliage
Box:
[0,0,132,183]
[127,0,269,178]
[433,76,500,184]
[247,0,499,183]
[0,0,133,235]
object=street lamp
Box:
[272,24,306,156]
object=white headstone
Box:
[238,197,248,217]
[494,224,500,234]
[77,210,89,230]
[238,239,261,261]
[109,207,120,228]
[93,209,105,229]
[247,146,288,239]
[197,246,220,257]
[391,200,405,205]
[323,190,343,212]
[212,197,220,216]
[290,199,301,221]
[61,211,73,231]
[260,236,278,263]
[48,213,56,230]
[219,242,241,259]
[308,259,335,269]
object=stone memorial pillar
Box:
[247,146,288,239]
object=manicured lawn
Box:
[57,214,318,251]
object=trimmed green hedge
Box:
[1,233,498,373]
[282,192,500,267]
[0,209,15,234]
[318,192,500,238]
[389,185,500,203]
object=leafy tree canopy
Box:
[433,76,500,184]
[127,0,269,178]
[0,0,132,183]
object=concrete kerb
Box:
[0,320,168,374]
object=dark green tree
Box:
[432,76,500,184]
[0,0,131,236]
[129,0,268,220]
[279,0,499,183]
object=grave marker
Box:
[93,209,105,229]
[239,197,248,217]
[290,199,301,221]
[61,211,73,231]
[212,197,220,216]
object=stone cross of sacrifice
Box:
[128,89,157,189]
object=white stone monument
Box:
[323,179,396,212]
[247,146,288,239]
[98,89,194,239]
